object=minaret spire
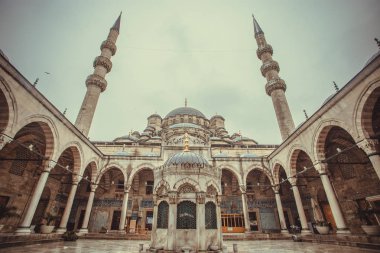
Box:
[75,13,122,136]
[252,15,295,140]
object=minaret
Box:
[75,13,122,136]
[252,15,295,140]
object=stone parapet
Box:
[85,74,108,92]
[260,60,280,77]
[256,44,273,59]
[101,40,117,56]
[93,56,112,73]
[265,78,286,96]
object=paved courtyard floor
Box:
[0,240,378,253]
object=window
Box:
[157,201,169,229]
[205,202,217,229]
[177,201,196,229]
[146,181,154,195]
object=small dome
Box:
[214,152,229,158]
[163,151,209,167]
[165,106,206,119]
[210,115,225,121]
[148,114,162,119]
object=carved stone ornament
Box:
[239,184,247,193]
[197,192,206,204]
[47,160,57,171]
[168,191,177,204]
[100,39,117,56]
[260,60,280,77]
[256,44,273,59]
[358,139,379,155]
[93,55,113,73]
[124,183,131,193]
[86,74,108,92]
[265,78,286,96]
[153,194,158,206]
[216,195,222,205]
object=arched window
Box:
[177,201,196,229]
[157,201,169,229]
[205,202,217,229]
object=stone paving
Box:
[0,240,378,253]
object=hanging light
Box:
[336,147,342,153]
[28,144,34,151]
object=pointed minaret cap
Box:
[111,12,122,32]
[252,14,264,36]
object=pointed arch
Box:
[354,79,380,139]
[127,163,155,185]
[217,164,242,185]
[271,161,286,185]
[313,119,356,162]
[96,163,126,185]
[56,141,83,176]
[244,165,274,186]
[287,144,312,177]
[0,76,17,134]
[174,177,200,192]
[154,179,170,195]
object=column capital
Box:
[90,184,98,192]
[313,162,328,174]
[272,185,280,193]
[47,160,57,171]
[288,177,297,186]
[196,192,206,204]
[239,184,247,193]
[0,134,12,151]
[168,191,177,204]
[358,139,379,156]
[124,183,131,193]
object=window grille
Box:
[205,202,217,229]
[177,201,196,229]
[178,183,195,193]
[9,146,31,176]
[157,201,169,228]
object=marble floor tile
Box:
[0,240,378,253]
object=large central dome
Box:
[165,106,206,119]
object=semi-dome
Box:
[163,151,209,167]
[165,106,206,119]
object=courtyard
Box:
[0,240,378,253]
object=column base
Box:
[14,227,32,235]
[281,229,289,234]
[336,228,351,234]
[55,228,67,234]
[301,229,312,234]
[77,228,89,235]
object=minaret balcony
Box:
[86,74,108,92]
[260,60,279,77]
[265,78,286,96]
[101,40,117,56]
[256,44,273,59]
[93,56,112,73]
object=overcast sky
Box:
[0,0,379,144]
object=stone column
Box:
[78,185,97,234]
[290,179,310,233]
[197,192,206,251]
[358,139,380,180]
[119,185,130,232]
[239,185,251,232]
[216,195,223,249]
[150,195,158,248]
[315,164,350,234]
[167,191,177,251]
[274,190,287,232]
[15,161,54,234]
[56,177,79,234]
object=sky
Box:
[0,0,379,144]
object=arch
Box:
[174,177,200,192]
[313,119,356,162]
[154,179,170,194]
[205,201,217,229]
[127,163,155,185]
[82,160,97,183]
[56,142,83,176]
[205,179,221,193]
[11,114,59,161]
[244,165,274,186]
[157,201,169,229]
[272,161,286,185]
[178,183,196,193]
[0,76,17,134]
[96,163,126,185]
[218,164,242,185]
[354,79,380,139]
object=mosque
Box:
[0,12,379,252]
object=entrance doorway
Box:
[145,211,153,230]
[111,210,121,230]
[249,211,259,231]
